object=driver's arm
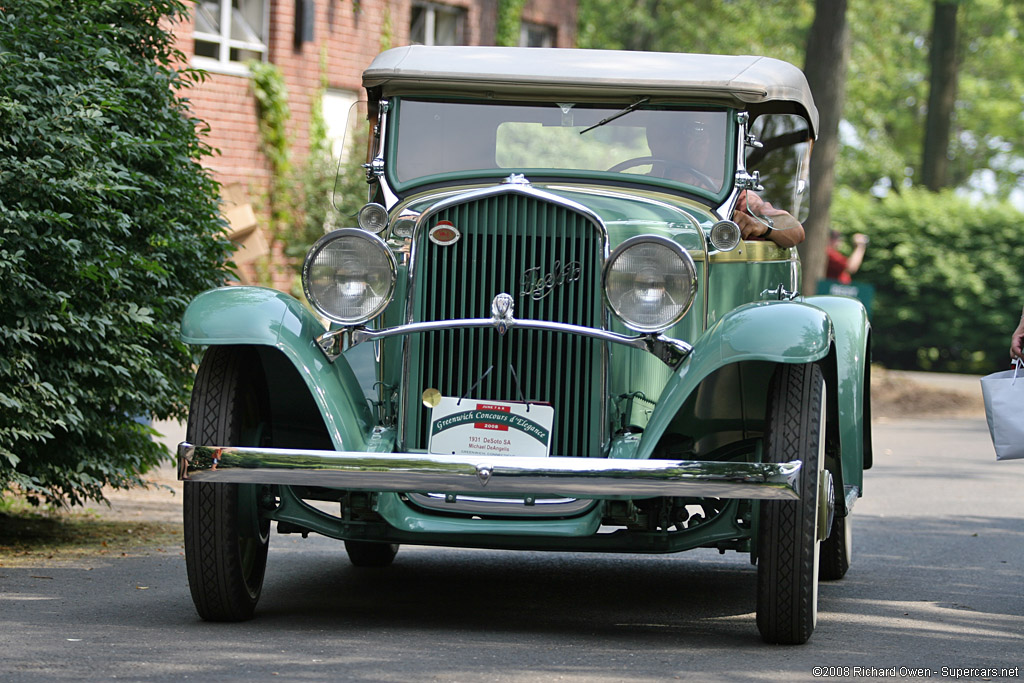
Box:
[733,191,805,248]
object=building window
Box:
[322,89,361,160]
[519,22,555,48]
[193,0,268,72]
[410,2,466,46]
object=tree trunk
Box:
[800,0,850,295]
[921,1,959,191]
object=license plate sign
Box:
[428,397,554,457]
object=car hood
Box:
[398,182,716,252]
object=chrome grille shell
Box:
[400,184,610,459]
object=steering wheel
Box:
[606,156,716,190]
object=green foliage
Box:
[496,0,528,47]
[578,0,812,66]
[830,188,1024,373]
[248,60,294,272]
[842,0,1024,197]
[577,0,1024,202]
[0,0,233,506]
[380,6,394,51]
[249,61,291,178]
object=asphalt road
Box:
[1,416,1022,682]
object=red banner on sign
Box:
[475,403,511,430]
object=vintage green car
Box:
[177,46,871,644]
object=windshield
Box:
[390,99,730,195]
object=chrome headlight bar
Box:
[316,292,692,369]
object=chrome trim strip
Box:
[318,318,692,368]
[406,492,596,516]
[177,442,800,501]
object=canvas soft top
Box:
[362,46,818,136]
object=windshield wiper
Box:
[579,97,650,135]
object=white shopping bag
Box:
[980,362,1024,461]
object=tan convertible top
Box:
[363,46,818,136]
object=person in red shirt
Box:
[826,229,869,284]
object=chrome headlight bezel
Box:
[301,228,398,325]
[602,235,698,334]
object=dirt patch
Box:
[0,505,182,568]
[870,367,984,419]
[0,464,183,567]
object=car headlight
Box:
[709,220,741,252]
[302,228,397,324]
[603,236,698,333]
[357,202,389,233]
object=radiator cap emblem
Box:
[491,293,515,335]
[429,220,460,246]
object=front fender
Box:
[638,300,833,459]
[804,294,871,489]
[181,286,374,451]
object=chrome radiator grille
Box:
[405,191,605,456]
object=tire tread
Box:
[756,363,823,645]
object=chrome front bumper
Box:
[177,443,801,501]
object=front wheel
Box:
[183,347,271,622]
[756,363,825,645]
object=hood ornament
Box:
[491,293,515,335]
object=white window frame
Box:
[410,2,466,46]
[192,0,269,76]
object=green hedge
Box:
[830,188,1024,374]
[0,0,233,505]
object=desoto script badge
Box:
[520,260,582,300]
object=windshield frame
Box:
[382,96,737,203]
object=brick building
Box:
[171,1,578,288]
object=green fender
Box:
[637,300,833,461]
[180,286,374,451]
[804,294,871,490]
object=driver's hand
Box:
[733,190,771,239]
[733,208,767,239]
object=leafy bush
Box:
[0,0,233,505]
[830,188,1024,373]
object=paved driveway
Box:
[1,403,1021,681]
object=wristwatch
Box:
[762,224,774,238]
